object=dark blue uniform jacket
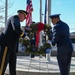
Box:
[52,20,73,59]
[0,15,25,51]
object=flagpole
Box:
[5,0,8,25]
[48,0,51,25]
[39,0,42,46]
[44,0,51,61]
[39,0,42,45]
[40,0,42,22]
[39,0,43,58]
[47,0,51,61]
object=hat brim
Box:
[17,10,28,15]
[49,14,61,19]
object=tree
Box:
[0,0,14,27]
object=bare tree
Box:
[0,0,14,27]
[0,0,4,26]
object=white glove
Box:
[47,40,52,45]
[24,36,30,40]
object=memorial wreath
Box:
[19,22,52,55]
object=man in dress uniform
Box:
[0,10,28,75]
[49,14,73,75]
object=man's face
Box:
[51,18,58,25]
[19,13,26,22]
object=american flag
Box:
[26,0,33,26]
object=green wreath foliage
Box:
[44,24,52,35]
[19,38,52,54]
[19,22,52,54]
[25,22,52,35]
[30,23,37,33]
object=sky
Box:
[0,0,75,32]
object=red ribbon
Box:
[36,22,44,46]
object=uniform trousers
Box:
[0,44,17,75]
[57,51,72,75]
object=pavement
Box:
[5,43,75,75]
[5,56,75,75]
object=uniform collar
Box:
[56,20,61,24]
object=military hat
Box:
[49,14,61,19]
[17,10,28,16]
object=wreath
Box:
[19,22,52,55]
[19,38,52,55]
